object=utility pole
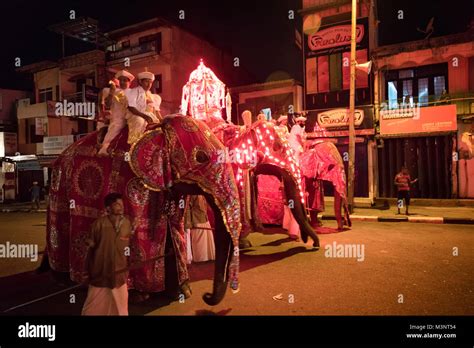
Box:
[347,0,357,213]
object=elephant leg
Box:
[164,221,180,298]
[309,210,321,228]
[255,164,320,249]
[250,173,264,232]
[334,190,343,230]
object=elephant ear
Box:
[129,129,172,191]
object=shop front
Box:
[306,106,375,199]
[377,104,457,199]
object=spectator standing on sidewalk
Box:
[29,181,41,211]
[394,166,418,215]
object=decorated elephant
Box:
[206,117,320,247]
[47,114,241,305]
[301,140,352,230]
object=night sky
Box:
[0,0,472,91]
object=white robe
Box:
[98,88,129,154]
[81,283,128,316]
[186,222,216,263]
[125,86,161,144]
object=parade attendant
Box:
[288,116,307,161]
[241,110,252,130]
[394,166,418,215]
[82,193,132,316]
[275,115,289,138]
[283,115,307,240]
[98,70,134,156]
[184,195,216,263]
[125,71,162,144]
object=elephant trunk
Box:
[255,164,320,249]
[281,171,320,249]
[202,198,234,306]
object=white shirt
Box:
[288,124,306,154]
[102,87,129,122]
[125,86,161,114]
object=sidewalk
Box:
[322,201,474,225]
[1,199,473,224]
[0,201,47,213]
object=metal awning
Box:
[48,17,115,48]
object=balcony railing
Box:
[381,92,474,116]
[106,41,159,61]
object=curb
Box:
[321,214,474,225]
[0,209,47,213]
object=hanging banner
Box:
[43,135,75,155]
[380,104,457,135]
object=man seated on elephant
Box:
[125,71,162,144]
[98,70,134,156]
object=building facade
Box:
[373,25,474,199]
[11,17,255,201]
[230,79,304,124]
[105,18,253,116]
[0,88,31,202]
[301,0,378,201]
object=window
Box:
[385,63,448,108]
[26,118,43,143]
[434,76,446,97]
[138,33,162,54]
[388,81,398,109]
[418,78,429,106]
[329,53,342,91]
[38,88,53,103]
[306,57,317,93]
[402,80,413,106]
[317,56,329,93]
[121,40,130,48]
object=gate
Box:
[377,135,454,199]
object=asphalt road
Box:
[0,213,472,315]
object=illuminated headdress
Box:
[181,60,230,122]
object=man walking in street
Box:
[394,166,418,215]
[82,193,132,315]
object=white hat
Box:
[278,115,288,122]
[295,116,307,122]
[137,71,155,81]
[115,70,135,82]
